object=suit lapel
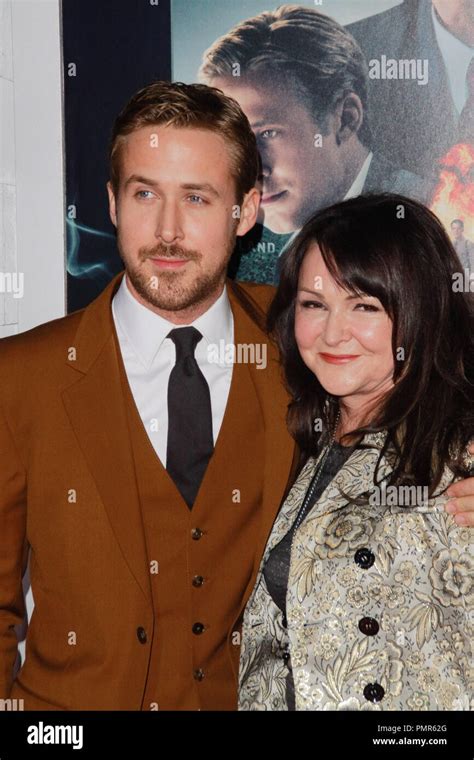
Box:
[226,282,296,620]
[411,0,458,136]
[61,272,152,607]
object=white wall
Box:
[0,0,66,669]
[0,0,17,336]
[0,0,65,340]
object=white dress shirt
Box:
[112,273,234,466]
[432,5,474,114]
[343,151,373,200]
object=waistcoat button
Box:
[193,669,205,681]
[136,626,147,644]
[191,528,204,540]
[192,575,204,587]
[192,622,205,635]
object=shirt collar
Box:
[344,151,373,200]
[432,5,474,113]
[112,272,233,369]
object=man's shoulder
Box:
[364,152,436,203]
[228,279,277,335]
[0,308,85,370]
[347,0,416,51]
[232,280,277,311]
[347,1,411,34]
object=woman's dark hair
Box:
[268,192,474,495]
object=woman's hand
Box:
[445,442,474,526]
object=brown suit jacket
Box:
[0,272,298,709]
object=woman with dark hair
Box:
[238,193,474,711]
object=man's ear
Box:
[107,181,118,227]
[335,92,364,145]
[235,187,260,237]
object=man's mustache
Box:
[139,244,201,262]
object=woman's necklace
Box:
[281,408,343,671]
[291,409,342,535]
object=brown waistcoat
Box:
[117,328,267,710]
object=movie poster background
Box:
[63,0,171,312]
[171,0,474,283]
[64,0,473,308]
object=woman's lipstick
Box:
[319,353,360,364]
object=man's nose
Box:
[155,200,183,243]
[260,160,272,179]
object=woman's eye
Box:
[354,303,380,312]
[300,300,325,309]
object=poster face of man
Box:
[452,220,464,240]
[192,2,439,283]
[450,218,474,273]
[64,0,473,302]
[210,75,364,235]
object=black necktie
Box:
[166,326,214,509]
[459,57,474,143]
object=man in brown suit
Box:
[0,81,298,711]
[0,81,472,712]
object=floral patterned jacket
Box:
[238,433,473,711]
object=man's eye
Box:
[260,129,278,140]
[188,195,206,204]
[135,190,154,199]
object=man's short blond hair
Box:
[109,80,259,202]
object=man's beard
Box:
[117,233,237,312]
